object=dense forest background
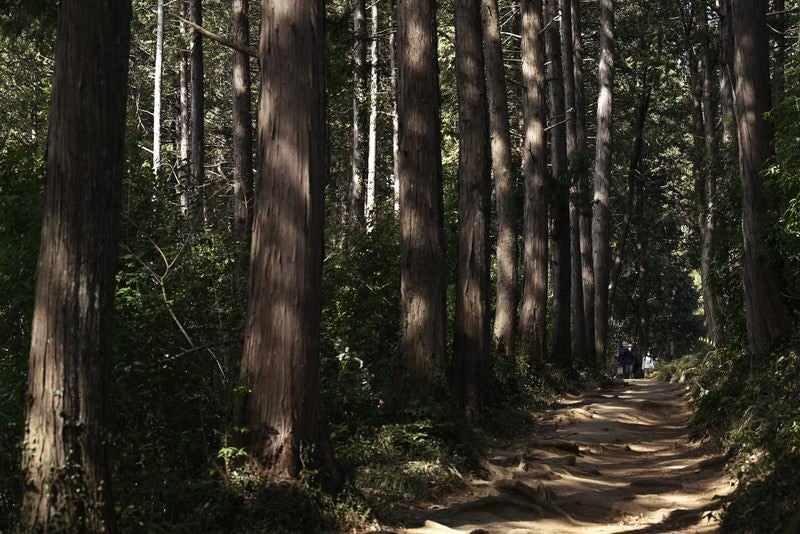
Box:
[0,0,798,531]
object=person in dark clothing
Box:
[618,342,635,379]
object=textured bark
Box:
[609,77,649,309]
[390,0,400,213]
[177,1,191,216]
[231,0,253,241]
[22,0,131,529]
[560,0,587,365]
[454,0,491,416]
[240,0,336,481]
[397,0,446,400]
[572,0,595,365]
[592,0,614,364]
[351,0,367,226]
[697,3,721,345]
[481,0,518,358]
[731,0,790,355]
[366,0,379,229]
[153,0,164,174]
[519,0,548,368]
[545,0,571,368]
[719,0,737,176]
[190,0,205,222]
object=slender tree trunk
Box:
[153,0,164,175]
[544,0,571,368]
[390,0,400,213]
[719,0,737,176]
[231,0,253,241]
[520,0,548,368]
[572,0,595,365]
[21,1,131,530]
[177,1,191,216]
[635,179,651,354]
[366,0,379,229]
[351,0,367,226]
[560,0,587,365]
[732,0,790,355]
[609,76,649,308]
[397,0,446,401]
[592,0,614,365]
[697,2,721,345]
[240,0,338,484]
[190,0,205,225]
[481,0,518,358]
[592,0,614,366]
[454,0,491,416]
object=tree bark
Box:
[454,0,491,416]
[481,0,518,358]
[22,0,131,529]
[609,75,649,309]
[560,0,587,365]
[519,0,548,368]
[190,0,205,225]
[351,0,367,227]
[366,0,379,230]
[240,0,337,483]
[697,2,721,345]
[731,0,790,355]
[572,0,595,365]
[397,0,446,401]
[592,0,614,364]
[545,0,571,368]
[231,0,253,241]
[153,0,164,175]
[177,1,191,217]
[390,0,400,213]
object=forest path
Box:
[398,380,733,534]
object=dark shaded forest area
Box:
[0,0,798,532]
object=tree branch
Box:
[174,14,259,59]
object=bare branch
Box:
[173,14,259,59]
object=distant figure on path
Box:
[618,341,635,379]
[643,351,654,376]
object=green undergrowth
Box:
[656,340,800,533]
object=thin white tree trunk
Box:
[366,0,379,231]
[153,0,164,175]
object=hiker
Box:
[631,345,642,378]
[618,342,635,379]
[642,351,654,376]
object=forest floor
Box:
[390,379,733,534]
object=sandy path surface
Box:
[399,379,733,534]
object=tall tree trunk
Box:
[351,0,367,226]
[732,0,790,355]
[190,0,205,226]
[481,0,518,358]
[572,0,595,365]
[454,0,491,416]
[397,0,446,401]
[519,0,548,368]
[390,0,400,213]
[609,75,649,308]
[719,0,737,176]
[240,0,338,484]
[560,0,587,365]
[592,0,614,364]
[21,0,131,529]
[231,0,253,241]
[177,1,191,216]
[153,0,164,175]
[697,2,721,345]
[366,0,379,230]
[544,0,571,368]
[635,178,651,354]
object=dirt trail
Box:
[399,379,733,534]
